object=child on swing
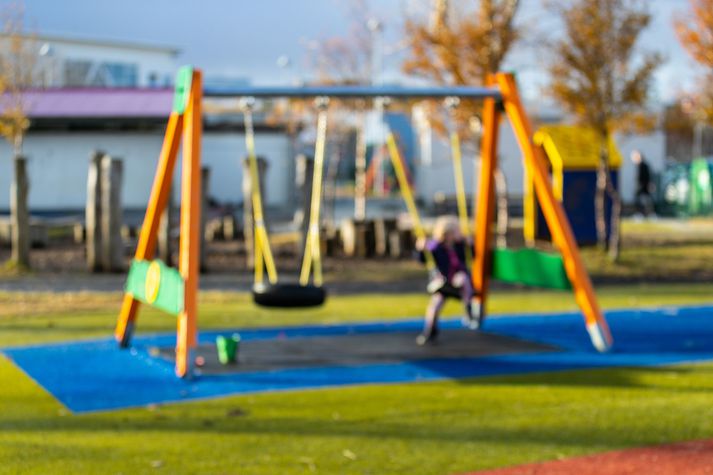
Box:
[415,216,480,345]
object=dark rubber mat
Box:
[155,330,557,374]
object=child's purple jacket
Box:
[417,239,470,277]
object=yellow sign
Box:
[145,261,162,304]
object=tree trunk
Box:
[607,185,622,262]
[10,155,30,268]
[595,151,608,251]
[597,138,623,262]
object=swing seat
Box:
[252,282,327,308]
[435,283,462,299]
[492,247,571,290]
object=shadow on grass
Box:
[2,365,711,447]
[450,363,713,392]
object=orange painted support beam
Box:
[115,112,184,347]
[495,72,613,352]
[471,86,501,318]
[175,70,203,378]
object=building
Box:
[412,104,666,208]
[0,89,294,216]
[11,33,180,89]
[0,35,296,218]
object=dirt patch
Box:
[466,439,713,475]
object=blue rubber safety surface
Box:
[3,304,713,414]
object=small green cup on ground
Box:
[216,333,240,365]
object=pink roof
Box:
[3,88,174,118]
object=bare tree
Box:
[548,0,662,262]
[302,0,381,220]
[309,0,374,86]
[402,0,520,134]
[0,1,37,269]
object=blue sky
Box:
[23,0,700,103]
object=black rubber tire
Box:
[252,282,327,308]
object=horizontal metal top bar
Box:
[203,85,502,100]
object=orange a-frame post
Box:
[115,66,203,377]
[472,73,613,352]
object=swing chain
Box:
[374,96,392,111]
[444,96,460,110]
[238,96,256,112]
[314,96,330,110]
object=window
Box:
[63,59,138,87]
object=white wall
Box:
[414,120,524,201]
[415,122,666,206]
[201,132,293,206]
[0,131,292,211]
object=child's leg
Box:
[454,271,481,329]
[462,278,474,315]
[451,271,474,310]
[424,292,445,336]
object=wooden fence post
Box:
[100,154,124,272]
[86,150,103,271]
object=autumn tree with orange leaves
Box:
[674,0,713,125]
[0,1,37,269]
[402,0,520,134]
[548,0,662,262]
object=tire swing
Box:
[242,97,329,308]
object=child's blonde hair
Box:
[432,215,460,242]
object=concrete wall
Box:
[0,131,293,212]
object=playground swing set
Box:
[115,66,613,378]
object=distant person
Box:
[631,150,654,216]
[414,216,479,345]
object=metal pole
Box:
[203,85,502,100]
[694,122,704,158]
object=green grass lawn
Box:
[2,285,713,473]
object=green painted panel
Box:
[125,259,185,315]
[492,248,571,290]
[172,65,194,115]
[689,158,713,216]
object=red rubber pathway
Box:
[465,439,713,475]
